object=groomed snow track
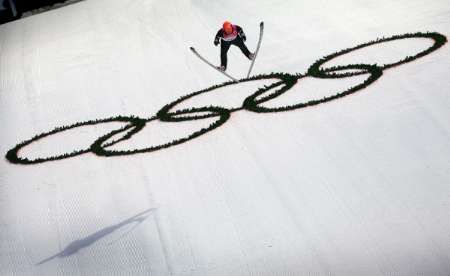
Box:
[1,0,450,275]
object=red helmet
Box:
[223,21,233,34]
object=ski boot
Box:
[217,65,226,72]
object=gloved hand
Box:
[214,40,219,46]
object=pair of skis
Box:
[190,22,264,82]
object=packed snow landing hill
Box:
[1,0,450,275]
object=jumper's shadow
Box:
[37,208,155,265]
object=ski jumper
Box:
[214,24,252,69]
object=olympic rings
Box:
[6,32,447,164]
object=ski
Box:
[190,47,239,82]
[247,21,264,78]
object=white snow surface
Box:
[1,0,450,275]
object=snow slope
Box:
[1,0,449,275]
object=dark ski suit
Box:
[214,25,252,69]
